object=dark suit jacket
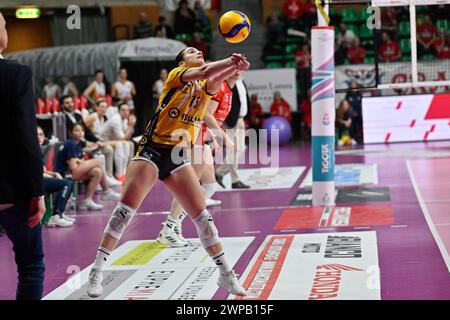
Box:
[64,111,99,142]
[225,81,251,128]
[0,59,44,205]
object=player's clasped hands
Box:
[230,53,250,71]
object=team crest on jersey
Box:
[169,108,180,119]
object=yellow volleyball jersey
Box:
[141,66,213,147]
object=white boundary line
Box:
[406,160,450,273]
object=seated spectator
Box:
[101,102,136,142]
[37,126,74,228]
[336,99,357,146]
[175,0,196,35]
[283,0,303,20]
[337,22,356,49]
[54,124,120,210]
[300,90,312,139]
[335,39,347,65]
[61,95,120,187]
[152,68,168,110]
[437,33,450,59]
[295,43,311,68]
[190,32,209,58]
[270,91,292,123]
[417,15,436,57]
[381,7,398,41]
[86,99,132,181]
[111,68,136,111]
[266,12,285,44]
[433,28,446,53]
[345,81,363,143]
[154,16,174,39]
[83,70,107,105]
[43,77,61,99]
[61,76,79,97]
[193,0,210,31]
[133,12,153,39]
[249,93,264,130]
[347,37,367,64]
[378,32,401,62]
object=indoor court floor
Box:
[1,141,450,300]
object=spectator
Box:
[85,99,132,181]
[431,4,450,21]
[417,15,436,57]
[345,81,363,143]
[337,22,356,48]
[174,0,196,35]
[43,76,61,98]
[155,29,166,38]
[152,68,168,109]
[133,12,153,39]
[347,37,367,64]
[249,93,264,130]
[37,126,74,228]
[335,39,347,65]
[300,90,312,139]
[378,32,401,62]
[154,16,174,39]
[433,28,446,53]
[54,123,120,210]
[381,7,398,40]
[270,91,292,123]
[193,0,210,31]
[190,32,209,58]
[101,102,136,142]
[283,0,303,20]
[60,95,120,187]
[437,33,450,59]
[112,68,136,111]
[336,99,357,146]
[295,43,311,68]
[266,12,285,43]
[301,0,318,28]
[0,11,45,299]
[61,76,79,97]
[83,70,107,105]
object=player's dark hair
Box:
[175,48,188,66]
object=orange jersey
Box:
[200,81,233,144]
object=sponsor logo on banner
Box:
[236,232,380,300]
[322,112,330,126]
[275,204,394,229]
[236,236,293,300]
[124,270,176,300]
[309,264,364,300]
[312,136,335,182]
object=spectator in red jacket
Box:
[378,32,401,62]
[249,93,264,129]
[417,15,436,57]
[270,91,292,123]
[437,33,450,59]
[295,43,311,68]
[347,37,367,64]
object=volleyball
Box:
[218,11,251,43]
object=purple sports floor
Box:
[1,141,450,299]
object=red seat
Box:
[80,96,88,110]
[73,96,81,110]
[37,98,45,114]
[105,95,112,106]
[52,98,60,113]
[45,98,52,114]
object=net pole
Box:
[409,0,419,85]
[311,1,335,206]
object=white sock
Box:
[203,183,217,199]
[212,251,232,275]
[93,246,111,270]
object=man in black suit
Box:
[215,73,251,189]
[0,12,46,300]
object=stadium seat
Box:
[364,56,375,64]
[342,8,358,23]
[284,53,296,61]
[37,98,45,114]
[285,61,297,68]
[346,24,359,36]
[73,96,80,110]
[329,8,340,18]
[79,96,88,110]
[398,21,410,37]
[359,7,371,22]
[52,98,60,113]
[436,20,449,32]
[266,62,283,68]
[400,39,411,53]
[285,44,300,53]
[265,55,284,62]
[420,54,435,61]
[401,55,411,62]
[359,24,373,39]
